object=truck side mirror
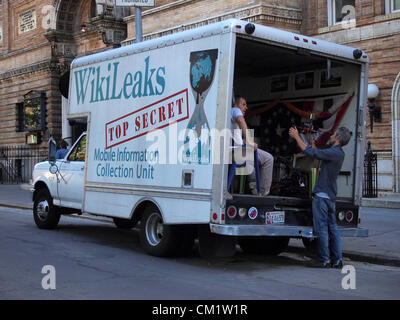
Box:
[48,137,57,163]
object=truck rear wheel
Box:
[139,205,182,257]
[238,237,289,255]
[33,189,61,229]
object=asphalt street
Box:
[0,206,399,300]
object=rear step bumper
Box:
[210,224,369,238]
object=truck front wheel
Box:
[139,205,182,257]
[33,189,61,229]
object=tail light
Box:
[338,211,345,221]
[238,208,247,218]
[227,206,237,219]
[345,211,354,223]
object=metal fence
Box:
[0,145,47,184]
[363,141,378,198]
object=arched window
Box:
[90,0,97,18]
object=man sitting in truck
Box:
[56,139,69,160]
[289,126,352,268]
[231,96,274,196]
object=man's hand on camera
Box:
[289,126,299,139]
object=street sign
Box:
[115,0,155,6]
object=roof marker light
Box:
[353,49,363,59]
[312,40,317,45]
[245,23,255,34]
[303,39,309,43]
[294,36,300,40]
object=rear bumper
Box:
[210,224,368,238]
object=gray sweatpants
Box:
[249,148,274,194]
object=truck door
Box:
[57,134,86,209]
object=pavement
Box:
[1,183,399,267]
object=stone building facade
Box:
[0,0,399,193]
[0,0,130,181]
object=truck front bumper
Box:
[210,224,369,238]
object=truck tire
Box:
[33,189,61,229]
[139,205,182,257]
[113,217,136,229]
[238,237,289,255]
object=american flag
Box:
[246,92,354,156]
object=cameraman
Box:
[289,126,352,268]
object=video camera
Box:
[296,122,317,134]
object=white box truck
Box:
[32,19,368,257]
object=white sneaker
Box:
[249,182,270,196]
[248,182,258,195]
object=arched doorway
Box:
[392,72,400,193]
[48,0,130,142]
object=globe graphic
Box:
[191,54,213,93]
[190,50,218,96]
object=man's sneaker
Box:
[331,260,343,269]
[249,182,269,196]
[249,182,258,195]
[307,260,331,268]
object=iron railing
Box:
[0,145,47,184]
[363,141,378,198]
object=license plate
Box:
[265,211,285,224]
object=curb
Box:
[0,203,32,210]
[287,245,400,268]
[361,198,400,209]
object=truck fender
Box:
[32,176,54,202]
[129,197,165,225]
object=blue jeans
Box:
[312,196,342,264]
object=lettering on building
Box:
[18,9,37,34]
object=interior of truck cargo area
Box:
[229,36,361,203]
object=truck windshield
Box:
[67,135,87,162]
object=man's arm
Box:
[289,127,339,161]
[288,127,308,151]
[235,115,258,149]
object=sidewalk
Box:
[1,183,399,266]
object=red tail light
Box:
[227,206,237,219]
[346,211,354,223]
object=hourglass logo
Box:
[183,49,218,165]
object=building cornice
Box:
[0,60,51,81]
[315,12,400,44]
[123,3,302,45]
[0,41,50,60]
